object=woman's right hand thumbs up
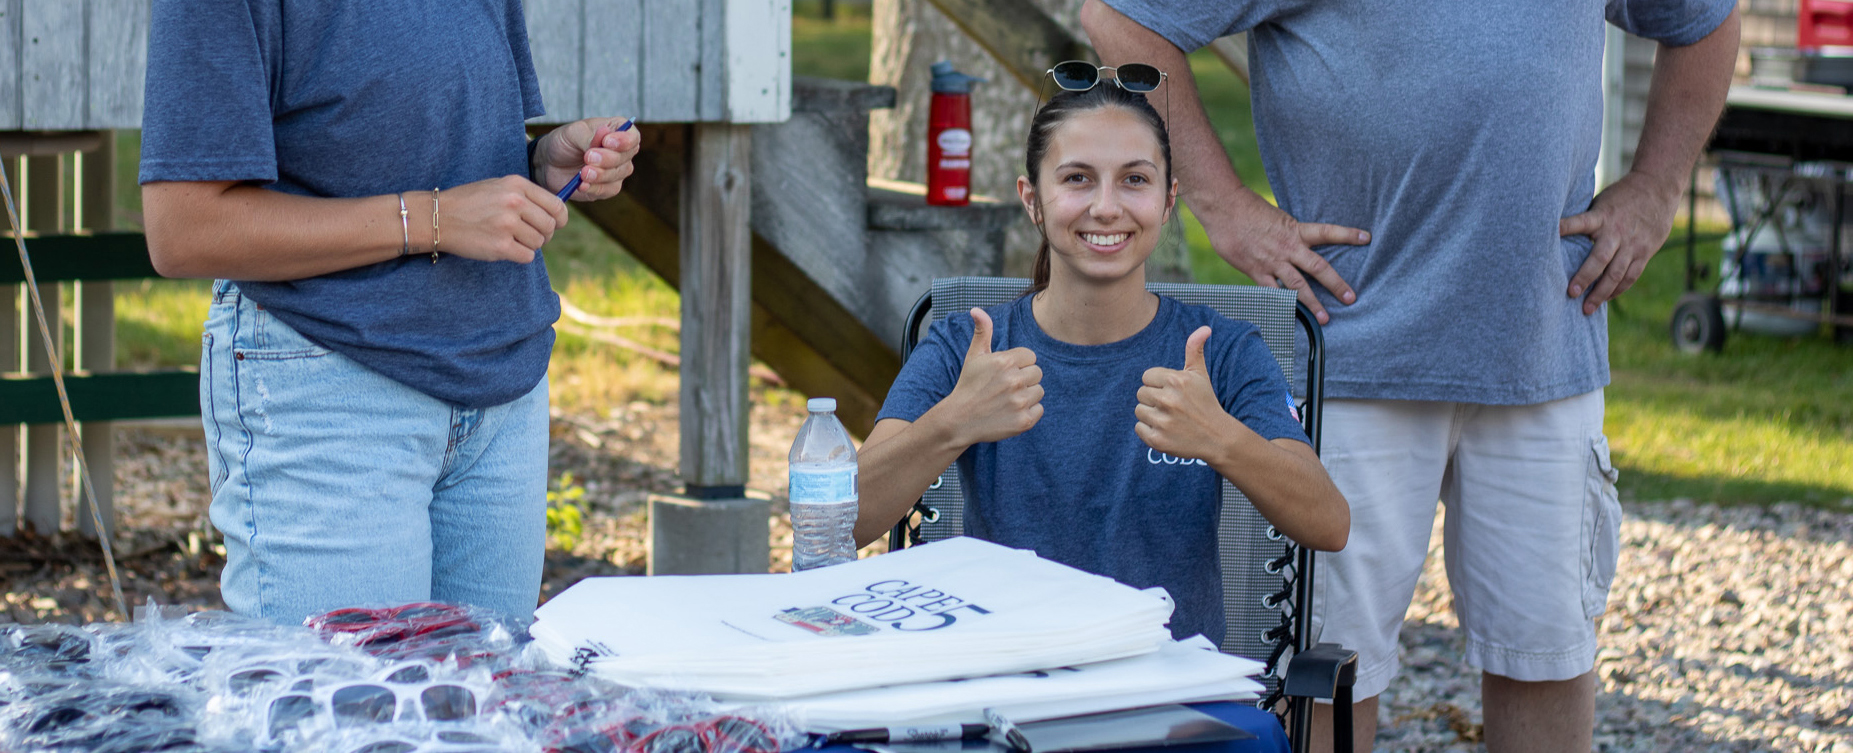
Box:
[944,308,1045,445]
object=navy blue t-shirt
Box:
[877,295,1308,643]
[139,0,557,408]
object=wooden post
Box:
[1,156,18,535]
[678,123,753,497]
[22,153,63,535]
[75,136,115,539]
[650,123,768,575]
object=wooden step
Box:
[573,77,1020,435]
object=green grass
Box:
[544,217,686,413]
[91,14,1853,510]
[792,0,872,82]
[1603,231,1852,506]
[1178,50,1264,288]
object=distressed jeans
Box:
[201,281,549,625]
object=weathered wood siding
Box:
[2,0,786,129]
[524,0,790,124]
[1,0,148,130]
[1602,27,1658,186]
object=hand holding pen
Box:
[548,116,637,200]
[416,117,634,264]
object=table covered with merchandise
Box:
[0,539,1287,753]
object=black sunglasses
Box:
[1045,61,1166,94]
[1035,60,1172,134]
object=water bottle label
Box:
[790,467,857,503]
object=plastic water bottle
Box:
[789,397,859,571]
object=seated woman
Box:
[855,79,1348,645]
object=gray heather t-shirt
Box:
[877,295,1308,643]
[1101,0,1734,404]
[140,0,557,408]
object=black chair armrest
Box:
[1282,642,1358,753]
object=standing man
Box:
[1081,1,1738,750]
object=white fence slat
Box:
[21,153,62,534]
[22,0,85,129]
[643,0,699,121]
[85,0,145,127]
[581,0,642,121]
[526,0,585,123]
[724,0,790,122]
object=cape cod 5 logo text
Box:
[1147,449,1207,466]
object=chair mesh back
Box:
[905,278,1307,696]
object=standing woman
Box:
[857,80,1346,645]
[138,0,640,624]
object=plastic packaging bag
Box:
[100,606,327,689]
[530,687,808,753]
[0,678,204,753]
[307,602,526,669]
[1,624,99,676]
[199,646,511,751]
[0,601,811,753]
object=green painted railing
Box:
[4,232,199,424]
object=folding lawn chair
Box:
[886,277,1358,753]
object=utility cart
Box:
[1674,86,1853,353]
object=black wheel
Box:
[1670,293,1725,354]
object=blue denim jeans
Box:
[201,281,549,625]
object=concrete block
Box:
[648,494,770,575]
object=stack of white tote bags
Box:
[531,537,1267,730]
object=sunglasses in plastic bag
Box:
[263,664,485,744]
[308,603,480,647]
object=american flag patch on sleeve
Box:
[1285,394,1301,423]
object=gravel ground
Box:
[1383,501,1853,752]
[3,403,1848,752]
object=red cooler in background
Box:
[926,61,984,206]
[1799,0,1853,89]
[1800,0,1853,49]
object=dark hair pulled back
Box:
[1023,83,1173,294]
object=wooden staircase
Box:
[569,77,1022,435]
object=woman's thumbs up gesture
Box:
[1135,326,1232,459]
[942,308,1045,445]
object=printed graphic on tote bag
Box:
[775,606,881,637]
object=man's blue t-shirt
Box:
[1100,0,1734,405]
[139,0,556,408]
[877,295,1308,643]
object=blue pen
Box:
[556,118,635,201]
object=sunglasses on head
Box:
[1045,61,1166,94]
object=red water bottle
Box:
[926,61,984,206]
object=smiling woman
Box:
[854,81,1349,648]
